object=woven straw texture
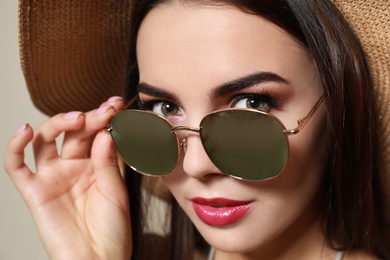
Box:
[332,0,390,209]
[18,1,389,204]
[18,0,132,115]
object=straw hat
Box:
[18,0,132,115]
[18,1,389,200]
[331,0,390,218]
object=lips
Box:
[191,197,253,226]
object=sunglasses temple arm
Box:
[124,96,138,109]
[104,96,138,133]
[284,95,324,135]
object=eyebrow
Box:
[137,72,288,100]
[211,72,289,99]
[137,83,178,100]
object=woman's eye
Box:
[232,95,275,112]
[152,101,182,117]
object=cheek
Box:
[270,107,328,189]
[160,156,186,194]
[260,117,327,211]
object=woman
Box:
[5,0,390,259]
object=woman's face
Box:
[137,2,327,257]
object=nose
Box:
[180,131,223,180]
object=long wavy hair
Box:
[124,0,390,259]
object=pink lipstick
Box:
[191,197,253,226]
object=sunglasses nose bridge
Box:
[171,126,201,134]
[171,126,201,153]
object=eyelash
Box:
[136,93,280,111]
[136,99,179,113]
[137,99,157,110]
[231,93,280,109]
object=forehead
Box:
[136,3,316,101]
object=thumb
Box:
[91,131,128,203]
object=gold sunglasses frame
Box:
[106,95,324,180]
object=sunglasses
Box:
[107,96,324,181]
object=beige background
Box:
[0,0,49,259]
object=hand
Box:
[4,97,132,260]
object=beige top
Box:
[207,248,344,260]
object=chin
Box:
[192,216,281,254]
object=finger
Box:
[4,124,35,190]
[60,97,125,159]
[99,96,125,111]
[91,131,128,206]
[61,105,116,159]
[32,112,85,163]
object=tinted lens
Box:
[109,110,178,176]
[201,110,288,180]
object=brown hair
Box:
[124,0,390,259]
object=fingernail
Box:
[108,96,123,102]
[96,105,112,115]
[16,123,28,136]
[63,111,83,120]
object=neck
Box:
[213,194,338,260]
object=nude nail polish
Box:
[108,96,123,102]
[16,123,28,136]
[96,105,112,115]
[63,111,83,120]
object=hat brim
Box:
[18,0,133,116]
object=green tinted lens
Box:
[109,110,178,176]
[201,110,288,180]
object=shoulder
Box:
[344,250,380,260]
